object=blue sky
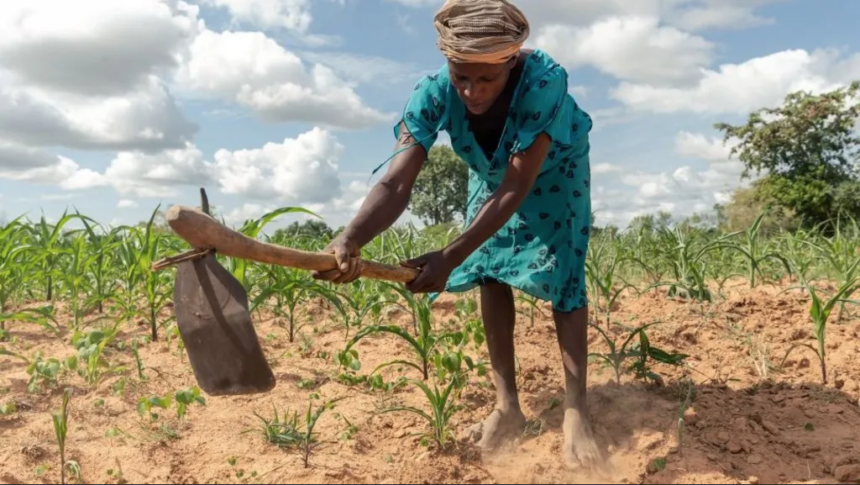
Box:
[1,0,859,231]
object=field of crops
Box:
[1,207,859,485]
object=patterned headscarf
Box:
[434,0,530,64]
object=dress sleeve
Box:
[393,72,449,154]
[511,64,589,154]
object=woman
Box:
[313,0,600,469]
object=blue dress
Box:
[395,49,593,313]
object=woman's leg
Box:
[553,305,602,468]
[467,281,527,449]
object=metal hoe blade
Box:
[173,252,276,396]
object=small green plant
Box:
[248,395,344,468]
[779,275,859,384]
[52,388,81,484]
[137,387,206,422]
[589,322,687,385]
[380,375,464,449]
[1,401,17,415]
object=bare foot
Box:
[464,408,527,450]
[563,407,603,470]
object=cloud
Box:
[222,202,277,226]
[118,199,139,208]
[592,130,751,227]
[382,0,786,32]
[105,144,215,198]
[666,0,786,31]
[0,77,198,152]
[533,16,713,86]
[298,51,428,87]
[611,49,856,115]
[198,0,311,32]
[0,0,200,96]
[0,142,107,189]
[174,29,395,129]
[674,131,736,163]
[212,127,343,204]
[384,0,440,7]
[592,163,623,175]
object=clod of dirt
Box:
[728,441,744,454]
[748,476,760,484]
[747,455,763,465]
[683,408,699,427]
[834,465,860,483]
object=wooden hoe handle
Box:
[164,205,419,284]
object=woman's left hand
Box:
[400,250,456,293]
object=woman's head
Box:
[434,0,530,115]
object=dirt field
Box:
[2,279,859,485]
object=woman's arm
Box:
[313,122,427,283]
[341,122,426,247]
[402,132,552,293]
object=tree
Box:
[273,219,334,240]
[715,188,800,235]
[714,81,860,232]
[409,145,469,226]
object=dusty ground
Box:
[1,279,859,484]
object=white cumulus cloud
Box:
[0,142,107,190]
[534,16,714,86]
[174,29,395,129]
[198,0,311,32]
[0,0,200,96]
[105,144,215,198]
[212,127,343,203]
[611,49,855,115]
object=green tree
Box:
[714,81,860,232]
[274,219,334,240]
[409,145,468,226]
[715,187,800,235]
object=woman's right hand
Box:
[312,235,362,284]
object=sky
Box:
[1,0,859,231]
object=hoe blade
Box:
[173,252,275,396]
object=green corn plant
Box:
[78,215,121,314]
[26,211,94,302]
[226,207,320,291]
[588,321,687,385]
[52,388,80,485]
[0,306,60,341]
[586,237,638,327]
[514,292,546,327]
[300,394,344,468]
[112,225,147,323]
[333,279,386,339]
[0,217,34,319]
[251,264,342,343]
[136,207,175,341]
[642,224,728,303]
[338,286,461,381]
[720,210,793,288]
[56,232,116,331]
[778,228,817,284]
[800,222,860,322]
[379,375,464,449]
[779,275,860,384]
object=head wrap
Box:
[434,0,530,64]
